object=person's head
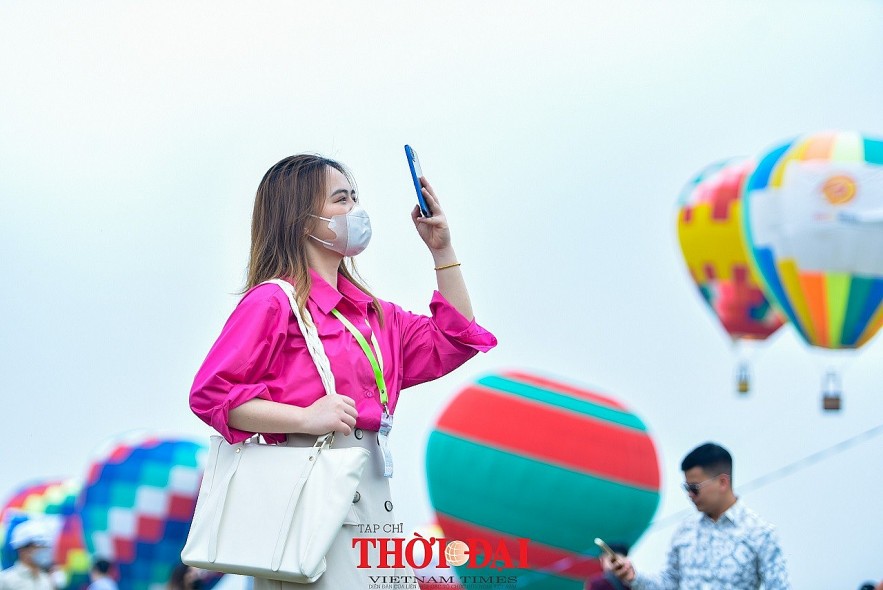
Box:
[246,154,380,316]
[90,558,112,580]
[10,520,53,570]
[680,442,735,519]
[168,563,203,590]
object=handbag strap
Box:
[262,279,337,400]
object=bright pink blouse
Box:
[190,269,497,444]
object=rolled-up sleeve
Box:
[190,289,289,443]
[398,290,497,389]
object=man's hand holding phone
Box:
[596,538,636,584]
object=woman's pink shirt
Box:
[190,270,497,444]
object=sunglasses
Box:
[682,476,718,495]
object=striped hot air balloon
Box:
[677,158,784,341]
[742,131,883,409]
[0,479,90,590]
[425,371,660,590]
[743,130,883,349]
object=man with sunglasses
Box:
[601,442,791,589]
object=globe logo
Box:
[444,540,469,566]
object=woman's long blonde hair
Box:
[245,154,382,321]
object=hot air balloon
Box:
[677,158,785,394]
[425,371,660,590]
[78,433,208,590]
[742,130,883,410]
[0,479,90,590]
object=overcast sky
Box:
[2,2,883,588]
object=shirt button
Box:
[365,391,374,398]
[384,500,393,512]
[353,491,361,503]
[354,428,363,440]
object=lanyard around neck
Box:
[330,308,388,411]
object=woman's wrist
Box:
[430,247,458,267]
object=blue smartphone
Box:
[405,144,432,217]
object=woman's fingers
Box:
[422,188,442,214]
[306,394,360,435]
[334,396,358,433]
[419,176,437,199]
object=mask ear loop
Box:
[308,212,350,252]
[307,213,336,248]
[307,234,335,248]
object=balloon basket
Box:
[822,394,842,411]
[735,361,750,395]
[821,369,842,412]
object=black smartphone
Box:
[405,144,432,217]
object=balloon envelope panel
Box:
[426,371,660,590]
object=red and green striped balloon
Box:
[426,371,660,590]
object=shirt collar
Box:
[307,268,372,315]
[10,561,41,579]
[718,499,744,525]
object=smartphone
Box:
[594,537,619,560]
[404,144,432,217]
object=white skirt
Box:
[253,429,418,590]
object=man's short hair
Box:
[681,442,733,481]
[92,559,112,574]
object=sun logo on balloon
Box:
[821,174,857,205]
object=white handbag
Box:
[181,279,370,583]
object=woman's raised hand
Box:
[301,394,359,435]
[411,177,452,252]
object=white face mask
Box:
[31,546,54,569]
[309,204,372,257]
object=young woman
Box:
[189,154,496,589]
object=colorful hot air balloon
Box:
[425,371,660,590]
[0,479,90,590]
[78,433,208,590]
[743,132,883,348]
[742,131,883,408]
[677,158,785,393]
